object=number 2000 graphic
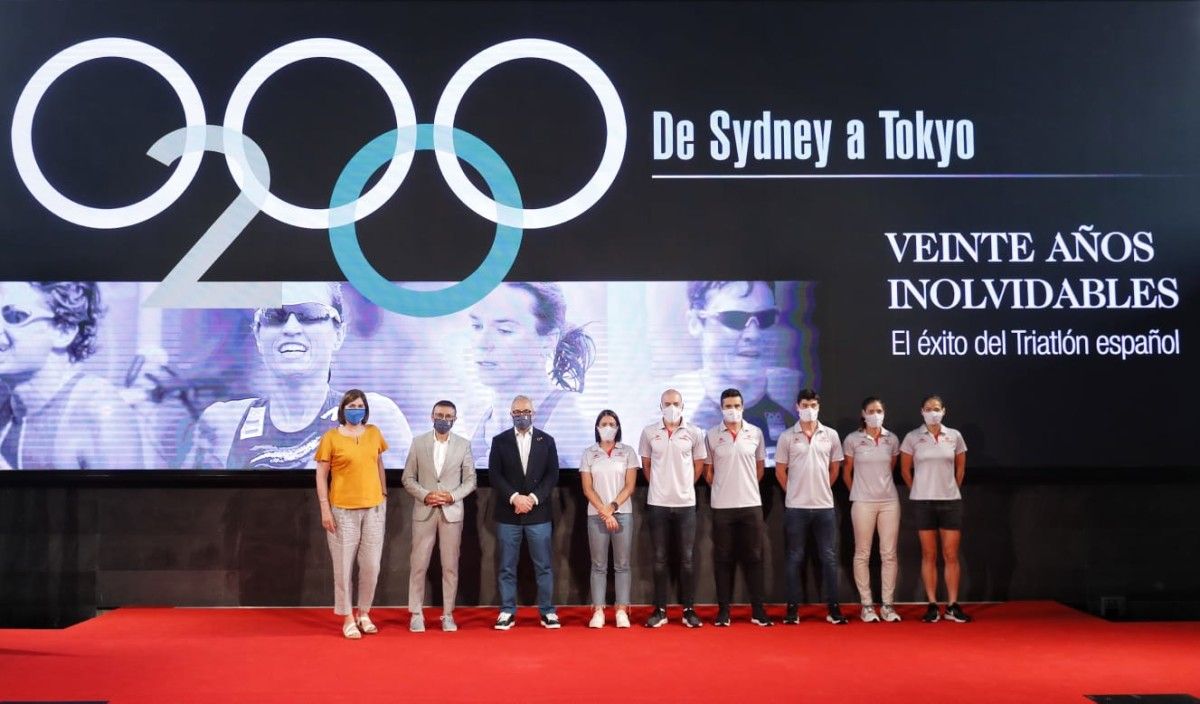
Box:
[10,37,627,316]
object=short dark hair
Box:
[719,388,743,404]
[921,394,945,408]
[686,281,772,311]
[594,409,622,443]
[796,388,820,404]
[337,389,369,425]
[32,281,103,363]
[432,400,457,415]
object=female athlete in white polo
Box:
[579,409,639,628]
[900,394,970,623]
[842,396,901,623]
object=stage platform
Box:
[1,602,1198,703]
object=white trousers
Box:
[326,503,386,616]
[850,499,900,605]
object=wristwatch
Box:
[609,501,620,513]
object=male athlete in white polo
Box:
[704,387,772,627]
[639,388,707,628]
[775,388,847,625]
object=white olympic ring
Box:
[11,36,626,232]
[10,37,206,230]
[222,38,417,229]
[434,38,627,230]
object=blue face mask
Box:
[512,413,533,431]
[433,418,454,434]
[344,408,366,425]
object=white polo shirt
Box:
[843,429,900,503]
[775,422,844,509]
[705,422,766,509]
[579,442,639,515]
[900,425,967,501]
[639,420,708,508]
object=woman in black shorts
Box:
[900,394,970,623]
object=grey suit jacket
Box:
[401,430,476,522]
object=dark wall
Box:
[2,471,1199,628]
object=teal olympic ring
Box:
[328,124,522,317]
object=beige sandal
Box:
[357,613,378,635]
[342,620,362,639]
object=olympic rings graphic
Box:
[9,36,627,315]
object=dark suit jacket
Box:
[488,428,559,525]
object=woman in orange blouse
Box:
[315,389,389,639]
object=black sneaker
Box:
[783,603,800,625]
[494,611,515,630]
[644,608,668,628]
[540,612,561,629]
[945,603,973,623]
[714,606,731,627]
[826,604,849,625]
[921,603,941,623]
[750,608,774,627]
[682,608,703,628]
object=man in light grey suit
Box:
[402,400,476,632]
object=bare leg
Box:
[940,529,961,604]
[918,530,939,603]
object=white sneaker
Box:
[881,604,902,622]
[860,605,880,623]
[589,609,605,629]
[615,609,631,628]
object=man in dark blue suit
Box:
[489,394,560,629]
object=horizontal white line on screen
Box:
[649,173,1185,180]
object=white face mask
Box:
[661,404,683,423]
[864,412,884,429]
[922,410,945,426]
[721,408,743,424]
[798,406,819,423]
[597,425,618,442]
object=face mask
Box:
[597,425,618,442]
[722,408,743,424]
[797,406,819,423]
[661,405,683,423]
[864,413,884,429]
[344,408,366,425]
[433,418,454,434]
[512,414,533,431]
[922,410,944,426]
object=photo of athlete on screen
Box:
[467,283,594,467]
[183,283,412,469]
[0,281,146,469]
[675,281,799,461]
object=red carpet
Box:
[1,602,1197,703]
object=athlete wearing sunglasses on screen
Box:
[0,281,147,469]
[678,281,799,462]
[183,282,412,469]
